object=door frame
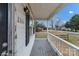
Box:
[8,3,15,56]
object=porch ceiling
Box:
[28,3,66,20]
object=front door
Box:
[0,3,8,56]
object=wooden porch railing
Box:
[48,32,79,56]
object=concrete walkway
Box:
[30,38,58,56]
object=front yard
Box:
[49,30,79,47]
[35,30,79,47]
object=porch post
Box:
[32,19,34,34]
[47,20,49,40]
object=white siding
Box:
[14,3,35,56]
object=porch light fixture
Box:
[24,6,29,15]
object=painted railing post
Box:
[69,47,71,56]
[73,49,76,56]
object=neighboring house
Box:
[61,27,71,31]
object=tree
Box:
[65,22,71,28]
[34,20,39,27]
[34,20,46,32]
[65,14,79,32]
[70,14,79,31]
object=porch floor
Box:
[30,38,58,56]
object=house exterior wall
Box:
[12,3,35,56]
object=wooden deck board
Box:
[30,38,58,56]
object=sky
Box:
[55,3,79,22]
[37,3,79,27]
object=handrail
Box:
[48,32,79,56]
[48,32,79,53]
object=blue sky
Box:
[37,3,79,27]
[55,3,79,22]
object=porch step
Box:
[30,38,58,56]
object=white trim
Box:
[8,3,14,56]
[8,3,15,56]
[11,4,15,56]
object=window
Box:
[24,6,30,46]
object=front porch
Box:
[30,38,58,56]
[12,3,79,56]
[3,3,79,56]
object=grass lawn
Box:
[77,30,79,32]
[49,30,67,36]
[35,30,47,38]
[68,35,79,47]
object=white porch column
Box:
[47,20,49,40]
[32,20,34,34]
